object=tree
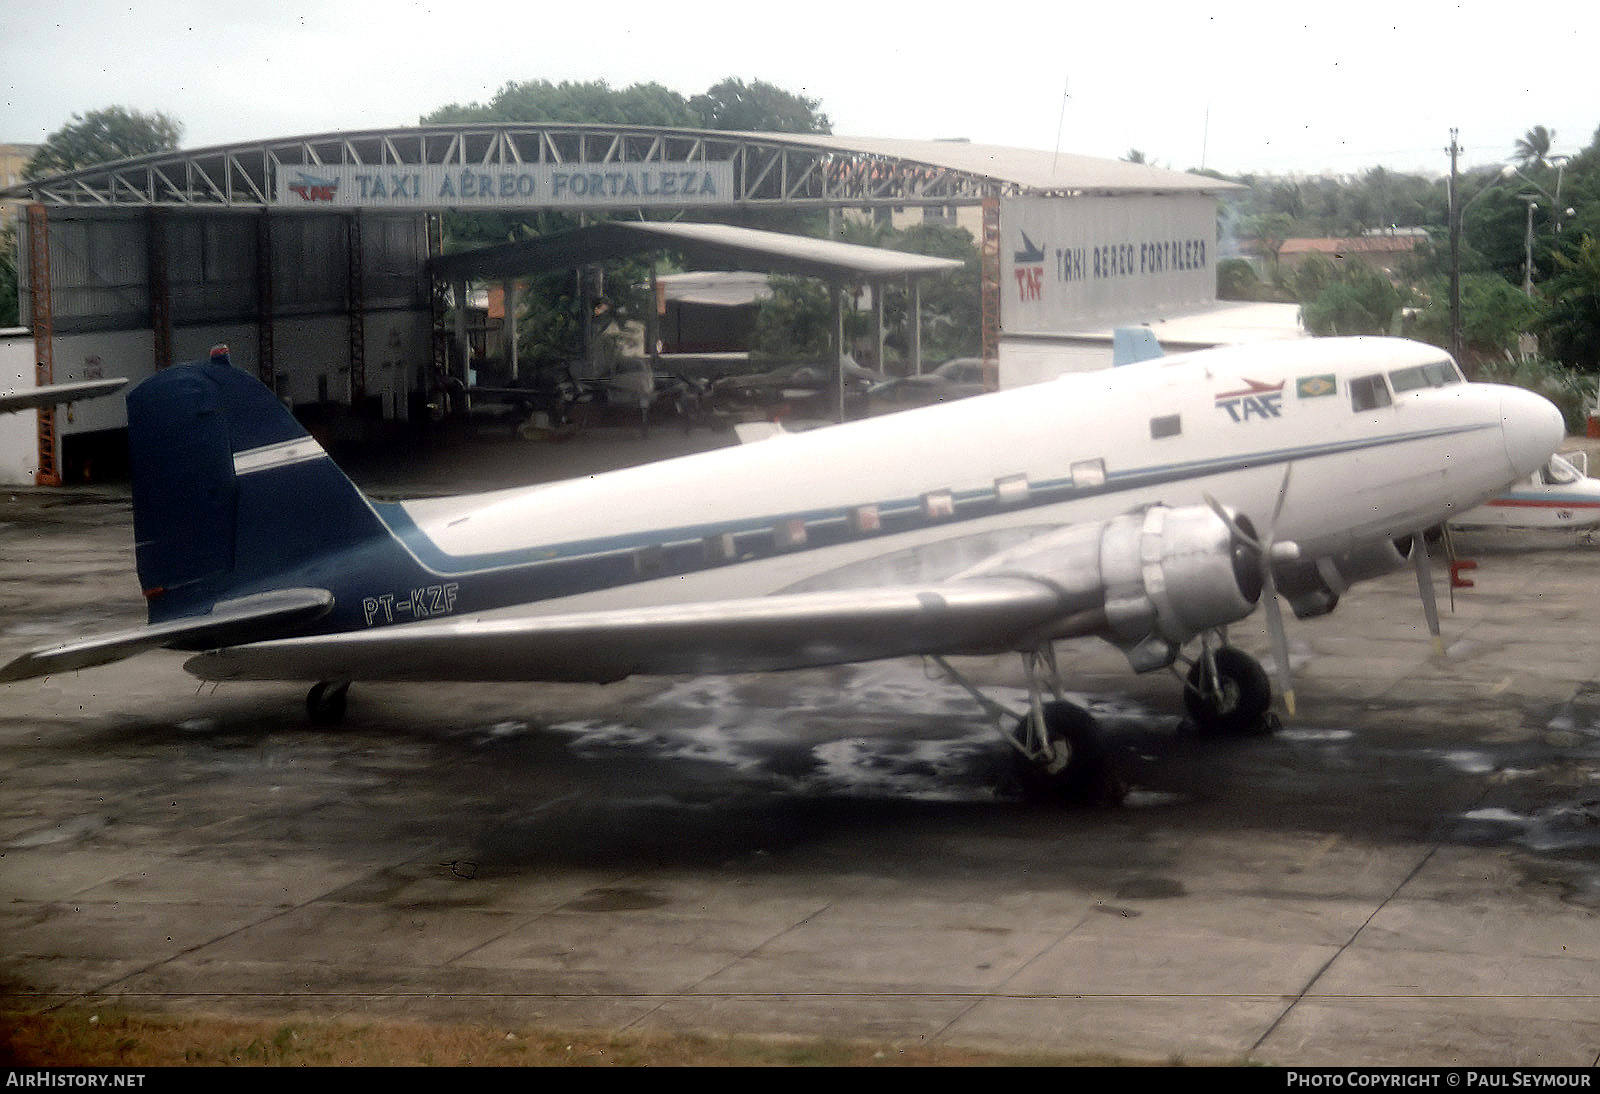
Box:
[424,79,695,127]
[24,106,182,179]
[1296,256,1402,337]
[1216,257,1262,301]
[1407,273,1538,364]
[1513,125,1557,170]
[0,225,17,327]
[752,275,835,360]
[689,78,830,134]
[1534,233,1600,370]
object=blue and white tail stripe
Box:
[233,437,327,476]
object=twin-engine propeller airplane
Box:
[0,338,1563,801]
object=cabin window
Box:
[1071,458,1107,488]
[703,533,737,563]
[775,518,808,549]
[1150,414,1182,439]
[1388,360,1463,392]
[633,545,666,577]
[995,474,1030,506]
[922,490,955,520]
[1349,374,1393,411]
[850,505,881,533]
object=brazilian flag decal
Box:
[1297,374,1337,398]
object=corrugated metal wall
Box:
[39,209,427,335]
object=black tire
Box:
[307,680,350,726]
[1012,701,1123,806]
[1184,647,1273,735]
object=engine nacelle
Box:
[853,503,1263,673]
[1273,537,1415,619]
[1097,505,1263,669]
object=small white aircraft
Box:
[0,377,127,414]
[0,338,1562,801]
[1451,451,1600,533]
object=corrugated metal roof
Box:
[748,133,1240,194]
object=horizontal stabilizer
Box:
[0,378,128,414]
[1,588,334,682]
[186,579,1070,685]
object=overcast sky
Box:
[4,1,1597,179]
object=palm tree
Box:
[1513,125,1556,170]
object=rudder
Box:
[129,348,389,624]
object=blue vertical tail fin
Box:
[129,348,390,624]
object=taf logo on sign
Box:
[288,172,339,202]
[1215,378,1285,422]
[1013,232,1045,302]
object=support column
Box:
[347,211,366,407]
[26,204,57,486]
[909,277,923,375]
[452,279,469,381]
[980,196,1001,392]
[871,279,884,375]
[146,207,171,372]
[831,280,845,422]
[256,212,276,387]
[502,279,520,380]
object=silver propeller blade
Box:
[1203,464,1297,715]
[1412,531,1444,653]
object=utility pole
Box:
[1447,129,1463,363]
[1520,195,1539,296]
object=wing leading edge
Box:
[185,578,1072,684]
[186,502,1264,685]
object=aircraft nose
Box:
[1501,386,1565,479]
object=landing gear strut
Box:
[933,647,1124,806]
[1180,643,1275,736]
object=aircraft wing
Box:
[0,588,334,682]
[184,578,1076,684]
[0,378,128,414]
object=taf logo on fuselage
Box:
[1215,378,1285,423]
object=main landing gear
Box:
[1177,639,1278,737]
[934,635,1280,807]
[933,647,1124,807]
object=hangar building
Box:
[0,124,1294,485]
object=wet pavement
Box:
[2,426,1600,1066]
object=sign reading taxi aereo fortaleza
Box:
[276,162,735,208]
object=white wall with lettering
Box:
[1001,193,1217,337]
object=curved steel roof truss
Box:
[3,124,1029,211]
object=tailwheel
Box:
[1011,701,1124,807]
[1183,646,1274,736]
[306,680,351,726]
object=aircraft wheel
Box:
[1012,701,1124,806]
[1184,647,1273,736]
[307,680,350,726]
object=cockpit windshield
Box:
[1388,359,1463,393]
